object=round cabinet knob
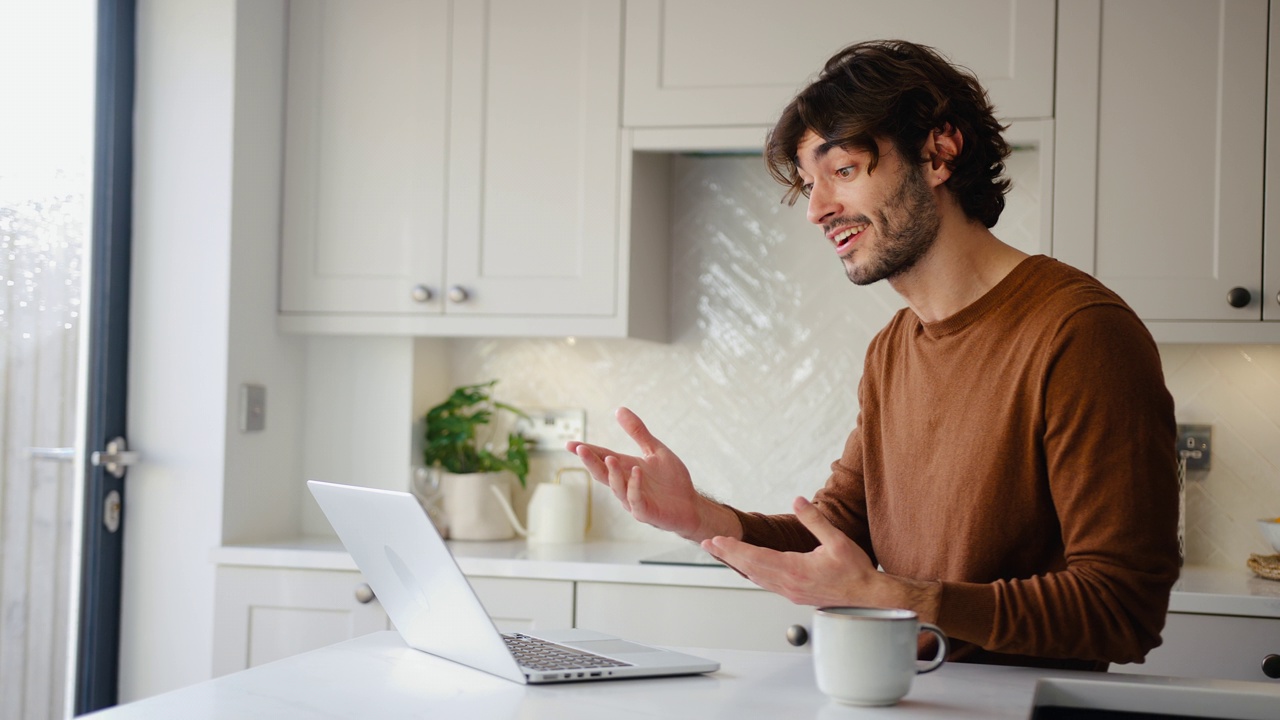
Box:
[410,284,433,303]
[785,624,809,647]
[447,285,470,303]
[1263,653,1280,679]
[354,583,375,604]
[1226,287,1252,308]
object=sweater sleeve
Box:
[936,302,1181,664]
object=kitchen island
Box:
[89,630,1280,719]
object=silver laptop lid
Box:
[307,481,526,683]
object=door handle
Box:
[90,436,140,479]
[29,447,76,461]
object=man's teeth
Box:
[834,225,867,243]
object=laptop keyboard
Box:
[503,633,632,671]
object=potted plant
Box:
[421,380,531,540]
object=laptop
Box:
[307,481,720,684]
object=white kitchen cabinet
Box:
[1264,2,1280,324]
[1054,0,1279,342]
[213,566,575,675]
[212,567,390,677]
[467,576,575,633]
[1111,612,1280,683]
[622,0,1056,127]
[278,0,450,319]
[279,0,665,339]
[574,581,814,653]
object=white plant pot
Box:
[440,471,517,541]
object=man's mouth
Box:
[830,223,869,255]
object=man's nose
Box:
[806,182,839,225]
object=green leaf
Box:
[421,379,531,487]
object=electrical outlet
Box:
[1176,424,1211,471]
[515,409,586,451]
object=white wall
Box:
[125,0,235,701]
[222,0,307,548]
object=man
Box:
[567,40,1179,671]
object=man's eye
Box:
[836,166,855,179]
[800,183,813,197]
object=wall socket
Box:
[1176,424,1212,471]
[515,409,586,451]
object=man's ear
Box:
[923,123,963,185]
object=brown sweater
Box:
[733,255,1180,671]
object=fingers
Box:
[604,455,633,513]
[571,438,648,521]
[793,496,846,549]
[615,407,667,457]
[571,443,610,483]
[625,466,647,521]
[703,535,778,573]
[568,441,616,460]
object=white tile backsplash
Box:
[443,154,1280,570]
[1160,344,1280,567]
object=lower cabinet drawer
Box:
[467,576,575,633]
[1111,612,1280,682]
[212,566,390,676]
[574,582,812,653]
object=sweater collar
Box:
[915,255,1050,339]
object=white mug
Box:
[811,606,948,706]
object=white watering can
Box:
[490,467,592,544]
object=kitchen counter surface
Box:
[211,538,1280,618]
[87,631,1280,720]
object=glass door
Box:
[0,0,135,716]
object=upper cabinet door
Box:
[1054,0,1267,323]
[622,0,1056,127]
[279,0,450,315]
[1266,5,1280,323]
[445,0,622,317]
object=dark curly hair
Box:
[765,40,1011,228]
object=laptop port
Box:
[589,671,602,677]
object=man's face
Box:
[794,130,940,286]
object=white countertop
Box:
[211,538,1280,618]
[85,631,1280,719]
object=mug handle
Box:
[916,623,948,674]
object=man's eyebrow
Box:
[793,140,839,170]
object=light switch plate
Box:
[240,383,266,433]
[1176,423,1211,471]
[514,409,585,451]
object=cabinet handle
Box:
[1227,287,1251,308]
[411,284,433,303]
[447,286,470,303]
[1264,653,1280,679]
[354,583,375,604]
[785,624,809,647]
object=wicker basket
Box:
[1246,553,1280,581]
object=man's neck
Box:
[888,215,1030,324]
